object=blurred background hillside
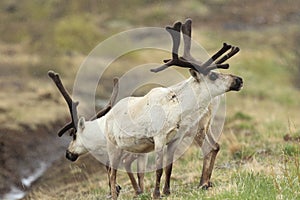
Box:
[0,0,300,199]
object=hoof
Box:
[199,181,213,190]
[133,191,143,199]
[116,184,122,194]
[136,189,143,195]
[152,190,161,199]
[162,188,170,196]
[106,185,122,199]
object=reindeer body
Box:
[105,76,230,154]
[105,70,241,199]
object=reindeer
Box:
[48,71,146,197]
[100,19,243,199]
[150,18,241,196]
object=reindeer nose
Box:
[66,150,79,162]
[230,76,243,91]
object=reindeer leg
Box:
[162,163,172,196]
[199,151,212,189]
[137,155,146,194]
[153,149,164,199]
[106,164,112,198]
[207,143,220,187]
[199,143,220,189]
[106,164,122,198]
[110,168,119,200]
[124,155,142,196]
[153,136,167,199]
[109,148,122,200]
[162,140,177,196]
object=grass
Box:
[1,0,300,199]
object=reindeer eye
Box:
[209,72,218,81]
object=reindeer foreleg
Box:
[162,140,177,196]
[106,162,122,198]
[108,146,122,200]
[137,155,146,194]
[153,136,166,199]
[199,143,220,189]
[153,149,164,199]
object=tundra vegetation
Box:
[0,0,299,200]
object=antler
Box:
[150,21,208,73]
[150,21,182,73]
[48,71,79,137]
[48,70,119,137]
[151,18,239,75]
[181,18,198,63]
[90,77,119,120]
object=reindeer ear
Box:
[78,117,85,131]
[189,69,200,82]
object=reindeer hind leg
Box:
[124,154,142,196]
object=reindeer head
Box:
[66,117,103,162]
[48,71,119,162]
[151,19,243,97]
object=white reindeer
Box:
[48,71,146,197]
[100,19,243,199]
[151,19,242,196]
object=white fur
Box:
[68,117,108,160]
[69,71,235,157]
[68,70,238,200]
[104,72,234,154]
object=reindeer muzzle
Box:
[230,76,243,91]
[66,150,79,162]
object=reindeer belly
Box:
[116,136,154,153]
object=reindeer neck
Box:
[82,118,106,143]
[170,77,212,112]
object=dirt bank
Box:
[0,122,68,199]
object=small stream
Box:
[0,125,68,200]
[3,162,48,200]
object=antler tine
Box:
[204,46,239,73]
[200,43,232,69]
[90,77,119,120]
[58,122,73,137]
[150,21,182,73]
[181,18,197,62]
[167,21,182,60]
[204,63,230,73]
[48,70,79,136]
[215,46,240,64]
